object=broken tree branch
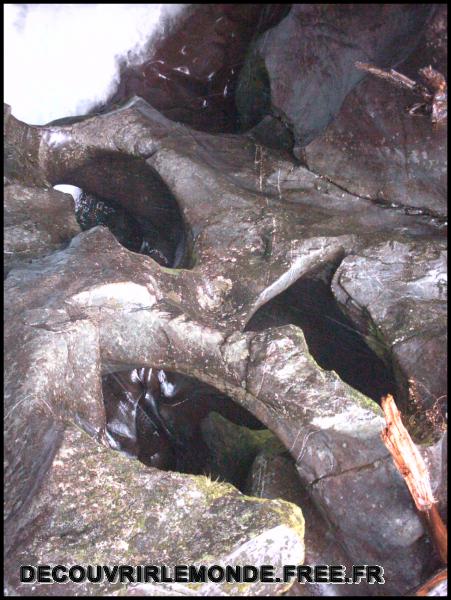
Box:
[381,394,447,564]
[355,62,447,124]
[413,567,447,596]
[356,61,430,98]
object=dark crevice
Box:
[302,161,448,226]
[102,365,351,578]
[245,260,397,404]
[55,153,193,269]
[74,190,185,268]
[102,367,268,490]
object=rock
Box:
[332,239,447,442]
[4,103,47,187]
[201,411,281,488]
[236,5,434,150]
[103,370,265,474]
[4,95,446,595]
[419,432,447,519]
[305,5,448,218]
[245,260,397,403]
[4,184,80,275]
[245,449,371,596]
[89,4,290,133]
[5,426,305,596]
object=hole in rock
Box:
[245,262,397,404]
[54,153,191,268]
[102,367,372,583]
[102,367,276,491]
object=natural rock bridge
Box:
[4,4,447,597]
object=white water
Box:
[4,4,187,201]
[4,3,186,125]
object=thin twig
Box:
[355,62,431,100]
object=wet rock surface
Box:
[305,5,448,218]
[236,4,435,150]
[3,5,447,596]
[103,369,265,474]
[5,426,304,596]
[89,4,290,134]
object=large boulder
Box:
[236,4,434,150]
[332,239,447,443]
[5,425,305,596]
[305,5,448,218]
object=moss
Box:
[160,266,183,276]
[192,474,237,502]
[343,380,382,416]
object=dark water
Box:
[74,188,186,268]
[102,367,265,478]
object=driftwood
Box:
[381,394,447,570]
[355,62,447,124]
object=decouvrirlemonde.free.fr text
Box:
[21,564,385,585]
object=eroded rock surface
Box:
[332,239,447,442]
[4,64,446,596]
[236,4,434,149]
[5,426,304,596]
[305,5,448,218]
[245,447,369,597]
[4,184,80,276]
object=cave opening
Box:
[53,153,193,269]
[101,365,366,583]
[245,261,398,404]
[101,367,290,493]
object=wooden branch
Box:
[381,394,435,510]
[381,395,447,564]
[355,62,447,124]
[355,62,431,100]
[414,567,447,596]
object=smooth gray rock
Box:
[4,96,446,595]
[4,184,80,275]
[236,5,434,149]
